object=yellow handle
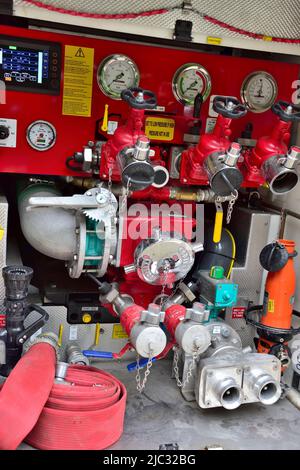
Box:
[94,323,101,346]
[101,104,109,132]
[58,324,64,348]
[213,203,223,243]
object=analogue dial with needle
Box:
[172,63,211,106]
[241,71,278,113]
[97,54,140,100]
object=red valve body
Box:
[180,114,232,185]
[242,119,291,186]
[100,108,146,181]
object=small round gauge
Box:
[172,63,211,106]
[97,54,140,100]
[241,71,278,113]
[26,120,56,151]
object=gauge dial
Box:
[241,71,278,113]
[97,54,140,100]
[172,63,211,106]
[26,120,56,151]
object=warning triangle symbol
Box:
[75,48,85,58]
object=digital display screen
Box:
[0,45,49,85]
[0,36,61,94]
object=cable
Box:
[23,1,300,44]
[24,1,171,20]
[224,228,236,279]
[203,15,300,45]
[65,156,83,172]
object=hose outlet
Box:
[262,154,299,195]
[213,377,243,410]
[252,373,282,405]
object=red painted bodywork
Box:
[0,24,299,180]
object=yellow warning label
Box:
[145,117,175,141]
[268,299,275,313]
[207,36,222,45]
[112,324,129,340]
[62,45,94,117]
[0,226,5,241]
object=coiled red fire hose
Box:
[0,342,127,450]
[0,342,56,450]
[26,365,127,450]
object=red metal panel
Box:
[0,24,299,176]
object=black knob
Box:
[0,125,9,140]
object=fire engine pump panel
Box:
[0,0,300,452]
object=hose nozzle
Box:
[2,265,33,300]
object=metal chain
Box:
[108,167,113,198]
[120,177,131,214]
[173,346,200,388]
[135,350,154,393]
[159,262,172,310]
[226,190,238,224]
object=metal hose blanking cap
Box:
[2,265,33,300]
[252,373,282,405]
[131,304,167,358]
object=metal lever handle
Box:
[16,304,49,344]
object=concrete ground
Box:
[18,357,300,451]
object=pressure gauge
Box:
[172,63,211,106]
[97,54,140,100]
[241,71,278,113]
[26,120,56,151]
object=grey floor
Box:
[20,358,300,451]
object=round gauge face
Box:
[26,120,56,151]
[97,54,140,100]
[172,63,211,106]
[241,71,278,113]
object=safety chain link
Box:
[136,349,154,393]
[173,346,201,388]
[226,190,238,224]
[120,177,131,214]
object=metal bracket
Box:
[173,20,193,42]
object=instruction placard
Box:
[62,45,94,117]
[145,117,175,141]
[112,324,129,340]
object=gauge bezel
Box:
[240,71,278,113]
[26,120,56,151]
[97,54,140,100]
[172,63,212,106]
